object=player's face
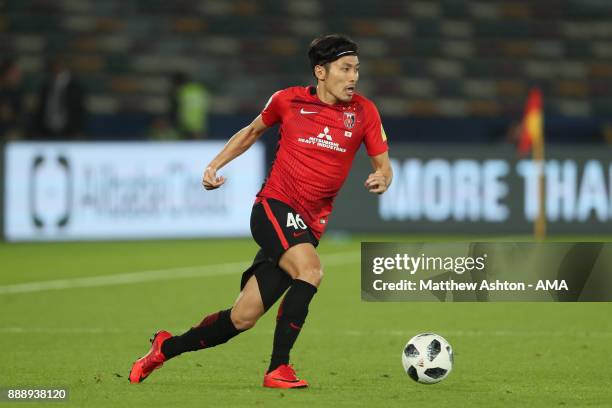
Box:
[319,55,360,103]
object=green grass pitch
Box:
[1,236,611,407]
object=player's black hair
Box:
[308,34,358,74]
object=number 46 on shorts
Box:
[286,213,307,230]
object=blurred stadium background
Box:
[2,0,612,141]
[1,1,612,406]
[1,0,611,240]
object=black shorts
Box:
[250,197,319,264]
[239,198,319,310]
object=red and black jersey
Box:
[258,85,388,239]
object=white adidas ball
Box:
[402,333,453,384]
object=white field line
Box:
[1,327,611,338]
[0,327,124,334]
[0,251,360,295]
[340,329,612,338]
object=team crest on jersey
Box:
[343,112,356,129]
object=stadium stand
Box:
[1,0,610,141]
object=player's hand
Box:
[202,166,226,190]
[364,170,388,194]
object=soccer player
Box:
[129,34,392,388]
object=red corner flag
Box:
[518,87,547,239]
[518,88,544,156]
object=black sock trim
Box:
[161,308,242,359]
[268,279,317,372]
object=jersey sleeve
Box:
[260,90,285,127]
[362,101,389,157]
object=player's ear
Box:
[314,64,326,81]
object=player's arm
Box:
[365,151,393,194]
[202,115,268,190]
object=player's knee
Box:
[230,310,259,330]
[297,266,323,287]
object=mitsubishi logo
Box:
[317,127,332,141]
